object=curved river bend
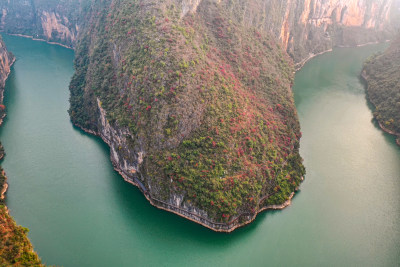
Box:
[1,35,399,266]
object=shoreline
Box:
[295,39,391,72]
[0,56,16,127]
[337,39,391,48]
[75,122,300,232]
[5,33,74,50]
[0,174,8,202]
[6,33,391,232]
[67,38,392,232]
[295,49,333,71]
[0,54,16,203]
[376,120,400,146]
[360,71,400,146]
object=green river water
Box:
[1,35,399,266]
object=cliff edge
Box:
[0,0,398,232]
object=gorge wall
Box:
[0,36,13,90]
[0,0,398,232]
[0,0,82,48]
[182,0,398,66]
[0,0,398,63]
[0,35,13,198]
[0,36,14,125]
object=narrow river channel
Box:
[1,35,399,266]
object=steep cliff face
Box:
[0,34,13,193]
[0,35,14,197]
[69,0,305,231]
[0,36,14,125]
[0,36,13,90]
[286,0,397,66]
[1,0,398,231]
[0,0,397,62]
[0,0,82,47]
[178,0,397,67]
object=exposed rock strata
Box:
[0,36,13,127]
[0,0,81,47]
[0,0,398,63]
[0,0,399,232]
[0,35,14,201]
[0,36,13,90]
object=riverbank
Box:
[75,120,301,232]
[295,40,391,71]
[360,71,400,146]
[70,40,393,232]
[0,169,7,202]
[295,49,333,71]
[0,54,15,200]
[0,36,44,265]
[0,56,16,127]
[5,33,73,50]
[1,33,399,266]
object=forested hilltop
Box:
[0,0,398,231]
[68,0,305,231]
[363,36,400,145]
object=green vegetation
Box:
[0,107,42,267]
[0,206,43,266]
[363,37,400,144]
[69,0,305,224]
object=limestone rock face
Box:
[0,36,13,90]
[178,0,397,65]
[0,0,397,61]
[0,0,81,47]
[0,0,398,231]
[283,0,397,66]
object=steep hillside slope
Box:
[189,0,397,67]
[0,36,12,201]
[0,0,82,47]
[0,205,43,266]
[69,0,304,231]
[0,0,397,64]
[363,36,400,145]
[0,0,398,231]
[0,36,14,122]
[0,36,13,89]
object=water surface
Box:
[1,35,399,266]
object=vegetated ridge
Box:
[68,0,305,231]
[0,0,398,231]
[0,36,43,266]
[362,35,400,146]
[68,0,398,231]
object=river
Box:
[1,35,399,266]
